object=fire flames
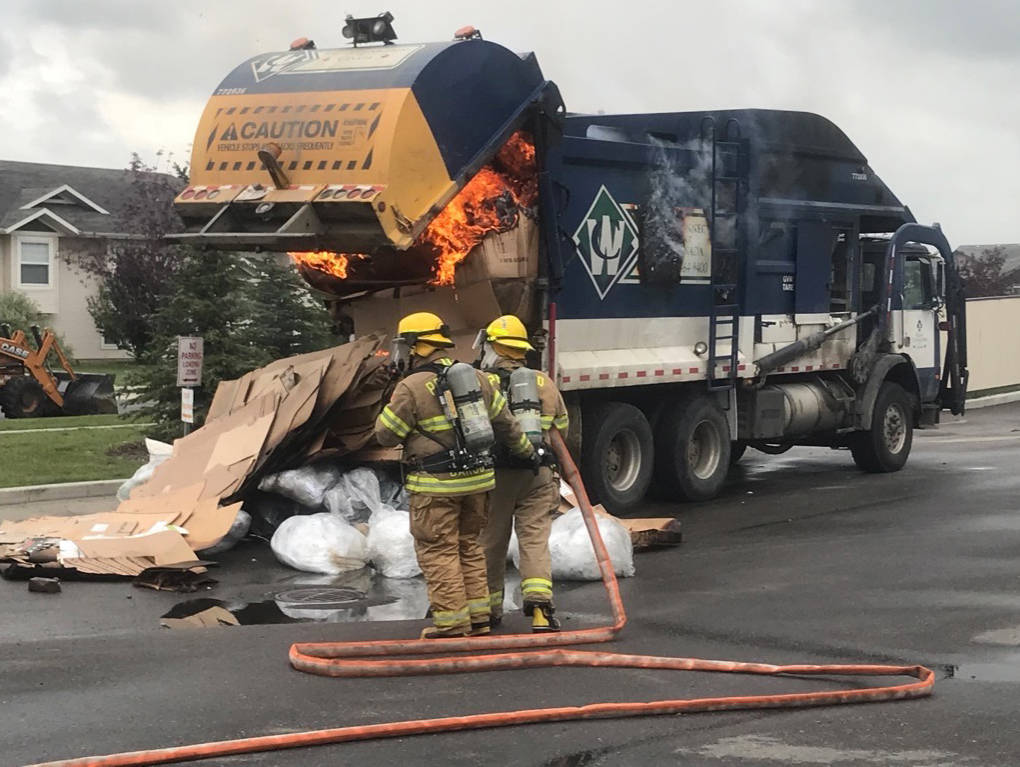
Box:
[288,130,537,287]
[287,250,350,279]
[424,130,538,285]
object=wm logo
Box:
[572,185,639,299]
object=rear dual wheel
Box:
[654,394,731,501]
[580,402,654,515]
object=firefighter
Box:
[374,311,535,639]
[478,314,569,632]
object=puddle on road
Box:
[160,568,525,629]
[542,749,606,766]
[944,653,1020,683]
[161,569,425,628]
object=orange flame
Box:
[287,131,537,287]
[424,131,537,285]
[288,250,350,279]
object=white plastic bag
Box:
[367,505,421,579]
[325,467,382,524]
[258,464,342,509]
[270,513,369,574]
[116,438,173,501]
[530,507,634,581]
[507,528,519,564]
[198,509,252,556]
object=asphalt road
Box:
[4,403,1020,766]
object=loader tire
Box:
[654,394,731,502]
[0,377,55,418]
[580,402,654,515]
[850,382,913,473]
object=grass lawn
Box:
[0,414,135,432]
[0,424,148,487]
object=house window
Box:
[18,238,53,286]
[100,331,119,350]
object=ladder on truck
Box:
[705,119,747,392]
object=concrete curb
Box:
[966,391,1020,410]
[0,479,126,506]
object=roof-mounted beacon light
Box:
[454,25,482,41]
[342,12,397,46]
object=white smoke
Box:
[641,136,715,283]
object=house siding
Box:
[0,233,129,360]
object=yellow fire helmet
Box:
[397,311,454,356]
[485,314,535,356]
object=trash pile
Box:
[0,336,394,588]
[0,335,681,594]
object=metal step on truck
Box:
[171,19,968,514]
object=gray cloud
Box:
[848,0,1020,61]
[0,36,10,78]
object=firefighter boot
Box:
[525,602,560,633]
[468,619,491,637]
[420,625,469,640]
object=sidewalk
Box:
[0,480,124,522]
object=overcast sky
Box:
[0,0,1016,245]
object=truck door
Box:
[898,255,941,401]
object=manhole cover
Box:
[274,587,368,609]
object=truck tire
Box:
[580,402,654,515]
[654,395,731,501]
[730,441,747,466]
[850,382,913,473]
[0,377,54,418]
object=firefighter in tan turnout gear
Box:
[478,315,569,632]
[374,312,535,639]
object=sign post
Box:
[177,337,203,435]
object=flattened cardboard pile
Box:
[558,482,683,551]
[0,336,388,583]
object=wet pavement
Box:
[3,403,1020,766]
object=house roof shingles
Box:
[0,160,183,235]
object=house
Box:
[0,160,181,359]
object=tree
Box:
[72,154,188,359]
[955,246,1019,298]
[246,255,336,358]
[132,252,338,439]
[133,251,272,439]
[0,292,74,359]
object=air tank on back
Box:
[508,367,543,448]
[446,362,495,453]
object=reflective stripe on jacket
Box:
[375,354,533,496]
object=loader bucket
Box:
[173,40,557,253]
[58,374,118,415]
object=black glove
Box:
[529,448,543,475]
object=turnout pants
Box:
[409,492,490,632]
[481,467,558,618]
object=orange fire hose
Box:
[30,430,934,767]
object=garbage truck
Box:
[172,19,968,513]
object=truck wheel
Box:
[851,382,913,473]
[730,441,747,466]
[655,395,731,501]
[580,402,654,515]
[0,377,53,418]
